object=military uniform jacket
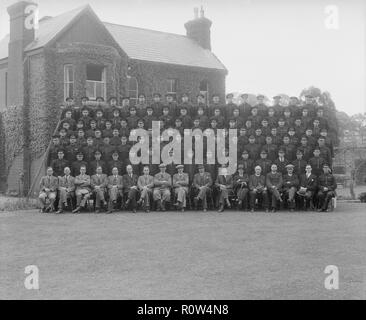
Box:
[299,173,317,191]
[74,174,91,191]
[173,173,189,188]
[58,175,75,191]
[238,159,254,175]
[282,173,299,189]
[122,173,139,192]
[51,159,69,177]
[91,174,108,190]
[153,172,172,188]
[71,160,88,177]
[318,174,337,192]
[274,158,289,174]
[255,159,272,175]
[40,175,59,192]
[266,172,283,189]
[292,159,307,176]
[193,172,212,189]
[308,156,326,175]
[138,175,154,190]
[107,175,123,190]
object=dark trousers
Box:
[249,190,269,209]
[124,188,138,209]
[237,188,249,209]
[317,190,336,210]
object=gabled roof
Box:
[0,5,88,60]
[104,23,226,71]
[0,5,227,72]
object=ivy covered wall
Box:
[128,60,226,103]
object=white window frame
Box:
[127,76,138,105]
[86,66,106,100]
[166,78,177,100]
[63,64,74,101]
[199,80,209,106]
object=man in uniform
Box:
[225,93,237,120]
[39,167,59,213]
[91,165,108,213]
[254,94,268,117]
[56,167,75,214]
[255,150,272,176]
[272,95,283,116]
[317,164,337,212]
[51,150,69,177]
[122,165,139,213]
[135,94,148,118]
[165,93,178,117]
[150,93,164,117]
[173,164,189,211]
[238,93,252,118]
[89,150,107,175]
[282,164,299,212]
[153,164,172,211]
[107,167,124,213]
[292,150,307,177]
[192,164,212,212]
[137,165,154,212]
[274,149,289,175]
[71,152,88,177]
[72,165,91,213]
[308,147,326,177]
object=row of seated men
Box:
[39,161,337,214]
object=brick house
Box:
[0,1,227,194]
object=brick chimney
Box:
[7,0,38,106]
[184,7,212,50]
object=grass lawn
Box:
[0,203,365,300]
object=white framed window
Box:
[86,65,106,100]
[63,64,74,101]
[127,76,138,105]
[166,78,177,101]
[199,80,209,106]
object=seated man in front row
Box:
[249,166,269,213]
[215,163,234,213]
[317,164,337,212]
[91,165,108,213]
[298,164,317,211]
[192,164,212,212]
[282,164,299,212]
[173,164,189,212]
[233,164,250,211]
[107,167,123,213]
[122,165,139,213]
[137,166,154,213]
[56,167,75,214]
[72,165,91,213]
[39,167,59,213]
[153,164,172,211]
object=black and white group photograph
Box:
[0,0,365,306]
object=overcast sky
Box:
[0,0,365,115]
